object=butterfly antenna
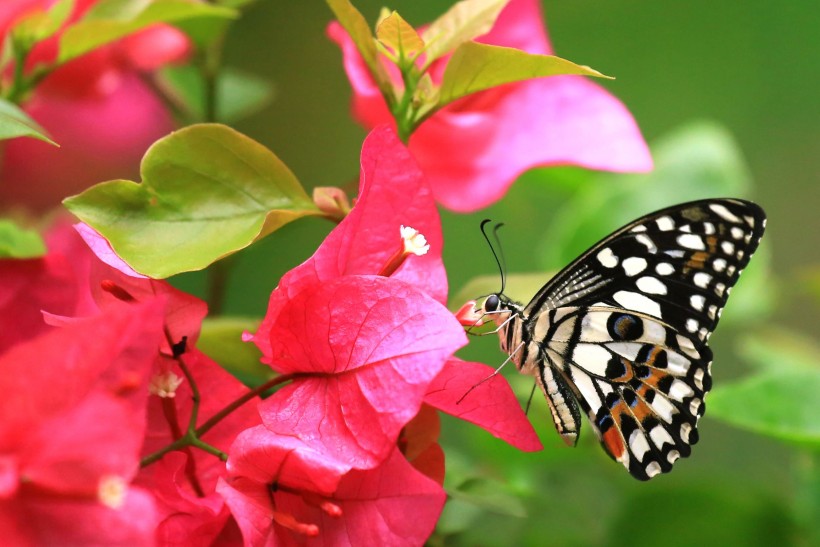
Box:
[480,219,506,294]
[492,222,507,294]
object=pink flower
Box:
[0,300,166,545]
[1,221,259,543]
[250,127,467,471]
[0,0,189,212]
[329,0,652,212]
[219,428,445,546]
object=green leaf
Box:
[325,0,392,98]
[159,65,274,123]
[375,11,424,61]
[448,476,527,519]
[539,122,756,268]
[64,124,321,278]
[0,220,47,258]
[421,0,508,66]
[198,316,273,387]
[736,328,820,374]
[0,99,57,145]
[58,0,236,64]
[709,369,820,448]
[438,42,610,107]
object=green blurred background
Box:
[187,1,819,545]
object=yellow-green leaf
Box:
[439,42,610,107]
[64,124,321,278]
[421,0,509,65]
[376,11,424,61]
[0,220,47,259]
[325,0,392,97]
[0,99,57,145]
[58,0,235,64]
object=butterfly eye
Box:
[484,294,500,312]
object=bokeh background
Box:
[33,0,813,545]
[191,2,820,546]
[169,1,820,546]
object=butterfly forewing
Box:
[504,199,766,480]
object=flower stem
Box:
[195,373,296,437]
[140,373,296,468]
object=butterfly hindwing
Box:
[498,199,766,480]
[543,307,711,479]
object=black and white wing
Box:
[528,199,766,480]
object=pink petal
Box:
[0,72,174,211]
[411,75,653,211]
[309,449,445,547]
[217,476,278,547]
[329,0,653,213]
[253,126,447,359]
[476,0,553,55]
[327,22,392,128]
[20,392,145,495]
[226,427,348,495]
[13,486,158,546]
[0,299,165,440]
[74,223,148,279]
[260,275,465,469]
[138,452,234,546]
[312,126,447,303]
[425,359,543,452]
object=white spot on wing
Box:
[650,394,676,423]
[646,461,662,478]
[678,234,705,250]
[636,234,657,253]
[709,203,742,223]
[656,262,674,276]
[666,351,691,375]
[596,247,619,268]
[690,294,705,311]
[570,369,601,410]
[693,272,712,288]
[571,344,612,377]
[713,258,727,272]
[686,318,699,333]
[680,423,692,443]
[629,430,651,461]
[649,425,674,449]
[637,276,667,295]
[669,379,695,401]
[656,216,675,231]
[613,290,662,317]
[622,256,648,276]
[721,241,735,255]
[731,226,744,240]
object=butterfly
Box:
[479,199,766,480]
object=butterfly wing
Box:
[526,199,766,479]
[525,198,766,339]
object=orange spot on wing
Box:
[603,427,625,460]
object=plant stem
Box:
[195,373,296,437]
[140,373,296,468]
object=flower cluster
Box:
[0,0,653,544]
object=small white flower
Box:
[400,225,430,256]
[98,475,127,509]
[149,371,184,398]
